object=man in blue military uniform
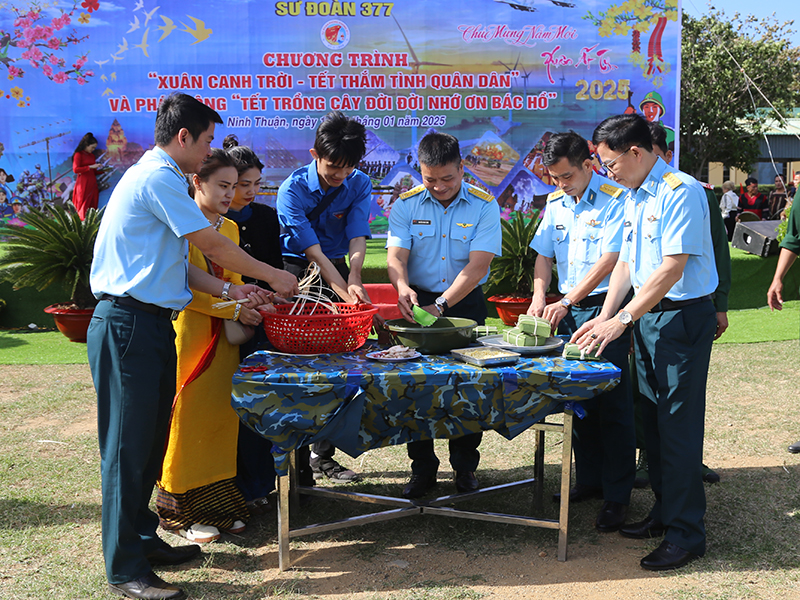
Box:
[277,111,372,483]
[387,132,501,499]
[527,132,634,532]
[575,113,718,571]
[88,93,298,600]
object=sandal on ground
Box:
[178,523,220,543]
[226,520,246,534]
[246,497,272,516]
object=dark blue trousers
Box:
[87,300,177,584]
[634,300,716,556]
[559,303,635,504]
[405,288,486,476]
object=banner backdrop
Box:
[0,0,680,231]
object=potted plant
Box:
[0,204,101,342]
[486,210,559,326]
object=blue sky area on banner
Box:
[0,0,680,231]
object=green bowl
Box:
[385,317,477,354]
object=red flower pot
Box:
[44,303,95,343]
[488,294,564,326]
[487,295,532,326]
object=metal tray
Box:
[450,347,521,367]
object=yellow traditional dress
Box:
[156,218,249,531]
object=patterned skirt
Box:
[156,477,249,531]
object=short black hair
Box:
[313,111,366,167]
[154,93,223,147]
[745,177,758,186]
[417,132,461,167]
[647,122,669,155]
[542,132,591,168]
[187,148,237,198]
[223,135,265,175]
[592,114,653,153]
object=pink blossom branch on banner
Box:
[1,1,95,93]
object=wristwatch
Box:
[434,296,449,316]
[617,310,634,328]
[560,297,573,309]
[221,281,232,300]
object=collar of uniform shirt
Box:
[307,160,351,195]
[636,157,668,197]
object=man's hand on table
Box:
[572,316,626,357]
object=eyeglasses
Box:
[599,148,629,173]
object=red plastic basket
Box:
[260,302,378,354]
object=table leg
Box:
[532,428,545,513]
[557,411,573,562]
[289,449,300,511]
[278,473,291,571]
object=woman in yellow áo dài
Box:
[156,149,269,543]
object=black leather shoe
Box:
[109,572,186,599]
[454,471,479,493]
[402,474,437,499]
[552,484,603,504]
[619,517,666,539]
[595,501,627,532]
[640,540,697,571]
[702,464,720,484]
[789,440,800,454]
[146,543,202,566]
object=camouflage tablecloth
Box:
[232,342,621,475]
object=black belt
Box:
[573,293,606,309]
[100,294,179,320]
[650,295,712,313]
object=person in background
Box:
[767,189,800,454]
[720,181,739,241]
[0,168,14,200]
[223,134,282,514]
[739,177,768,220]
[527,131,634,532]
[769,174,789,220]
[277,111,374,484]
[0,188,12,219]
[87,93,297,600]
[789,171,800,201]
[387,132,501,499]
[156,149,264,544]
[72,132,101,219]
[575,113,718,571]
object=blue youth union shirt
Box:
[277,160,372,260]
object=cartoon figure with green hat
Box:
[640,91,674,148]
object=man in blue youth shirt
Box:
[277,111,372,483]
[387,132,501,499]
[575,114,718,571]
[527,132,634,533]
[278,111,372,305]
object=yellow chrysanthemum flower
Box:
[11,86,23,99]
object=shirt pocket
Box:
[579,220,603,264]
[639,217,662,267]
[411,222,436,243]
[450,223,477,245]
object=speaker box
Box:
[732,220,781,257]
